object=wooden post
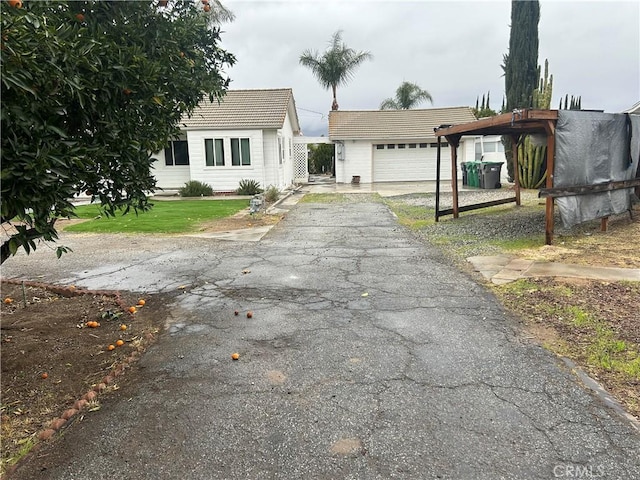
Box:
[601,217,608,232]
[510,135,521,206]
[435,137,441,222]
[449,135,460,218]
[544,121,556,245]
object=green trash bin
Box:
[466,161,480,187]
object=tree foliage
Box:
[308,143,334,175]
[501,0,540,181]
[0,0,235,264]
[299,30,372,111]
[380,81,433,110]
[472,90,497,118]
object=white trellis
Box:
[292,137,333,184]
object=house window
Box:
[419,143,428,148]
[375,144,384,150]
[205,138,225,166]
[164,140,189,166]
[408,143,417,148]
[430,142,448,148]
[231,138,251,166]
[398,144,406,149]
[387,144,395,149]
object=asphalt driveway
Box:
[4,199,640,479]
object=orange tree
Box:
[0,0,235,263]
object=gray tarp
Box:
[554,110,640,228]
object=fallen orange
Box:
[4,297,13,304]
[128,306,137,314]
[246,311,253,318]
[41,372,48,379]
[137,299,146,306]
[231,352,240,360]
[116,339,124,347]
[107,344,115,351]
[120,324,127,331]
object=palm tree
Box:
[380,81,433,110]
[208,0,235,24]
[299,30,372,111]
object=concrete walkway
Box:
[3,196,639,479]
[468,255,640,285]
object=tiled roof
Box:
[329,107,477,140]
[181,88,300,132]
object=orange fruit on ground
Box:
[137,299,146,306]
[120,324,127,331]
[203,4,211,12]
[41,372,48,379]
[116,339,124,347]
[107,344,115,351]
[8,0,22,8]
[4,297,13,304]
[128,306,137,314]
[246,311,253,318]
[231,353,240,360]
[75,13,85,22]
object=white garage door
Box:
[372,143,450,182]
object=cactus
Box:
[518,59,552,188]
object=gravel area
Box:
[385,188,636,259]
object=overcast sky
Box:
[220,0,639,136]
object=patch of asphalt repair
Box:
[3,201,639,479]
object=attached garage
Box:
[329,107,476,184]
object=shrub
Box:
[179,180,213,197]
[264,185,280,203]
[236,179,263,196]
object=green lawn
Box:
[65,199,249,233]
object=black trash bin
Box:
[460,162,468,186]
[479,162,503,189]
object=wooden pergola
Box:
[435,109,640,244]
[434,109,559,243]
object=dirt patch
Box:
[0,282,167,476]
[497,278,640,419]
[195,211,283,233]
[519,212,640,268]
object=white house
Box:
[328,107,477,183]
[151,88,301,192]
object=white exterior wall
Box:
[150,149,191,190]
[280,109,296,188]
[186,129,265,192]
[262,130,279,189]
[335,140,373,183]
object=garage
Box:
[372,142,449,182]
[329,107,477,184]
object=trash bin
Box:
[479,162,503,189]
[466,161,480,188]
[460,162,468,186]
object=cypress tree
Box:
[502,0,540,181]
